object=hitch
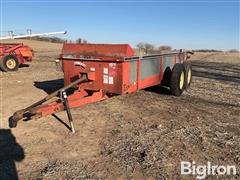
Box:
[9,74,88,128]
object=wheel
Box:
[0,55,19,72]
[170,63,186,96]
[161,67,172,87]
[183,62,192,89]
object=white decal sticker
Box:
[109,76,114,84]
[103,68,108,74]
[90,67,95,72]
[103,75,108,84]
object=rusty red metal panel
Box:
[62,43,134,57]
[60,44,190,95]
[63,59,124,94]
[61,43,135,94]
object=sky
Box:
[0,0,239,50]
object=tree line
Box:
[25,37,239,53]
[136,42,172,55]
[26,36,89,44]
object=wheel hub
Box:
[187,69,191,84]
[179,71,184,90]
[6,59,16,69]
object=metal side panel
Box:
[140,57,160,80]
[176,54,180,63]
[162,55,174,71]
[130,61,137,83]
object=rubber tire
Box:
[170,63,186,96]
[183,62,192,89]
[0,60,4,71]
[0,55,19,72]
[161,67,172,87]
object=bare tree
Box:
[136,42,155,55]
[76,38,82,44]
[159,45,172,52]
[76,38,89,44]
[83,40,88,44]
[136,42,145,49]
[145,43,154,54]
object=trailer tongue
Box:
[9,43,193,132]
[9,74,88,128]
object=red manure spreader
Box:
[0,43,33,71]
[10,43,193,132]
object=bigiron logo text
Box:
[181,161,237,179]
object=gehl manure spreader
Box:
[9,43,193,132]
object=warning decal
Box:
[103,66,115,85]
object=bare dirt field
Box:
[0,40,239,179]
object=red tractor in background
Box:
[0,43,33,71]
[0,31,67,71]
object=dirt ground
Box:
[0,40,239,179]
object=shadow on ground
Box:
[19,64,30,69]
[34,78,64,94]
[0,129,25,180]
[145,85,171,95]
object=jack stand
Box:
[61,90,75,133]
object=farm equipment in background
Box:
[0,31,67,72]
[0,43,33,71]
[9,43,193,132]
